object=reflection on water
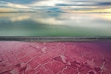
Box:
[0,13,111,36]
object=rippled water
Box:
[0,13,111,37]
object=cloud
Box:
[29,0,67,6]
[7,2,30,8]
[88,0,111,2]
[56,2,97,6]
[56,1,111,7]
[0,0,111,12]
[0,8,15,12]
[0,1,30,9]
[0,0,35,4]
[97,2,111,6]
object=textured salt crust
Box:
[0,41,111,74]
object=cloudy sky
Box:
[0,0,111,12]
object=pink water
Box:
[0,41,111,74]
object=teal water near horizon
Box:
[0,13,111,37]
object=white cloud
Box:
[7,2,30,8]
[30,0,67,6]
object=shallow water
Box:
[0,13,111,37]
[0,41,111,74]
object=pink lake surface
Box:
[0,41,111,74]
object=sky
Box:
[0,0,111,12]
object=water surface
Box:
[0,13,111,37]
